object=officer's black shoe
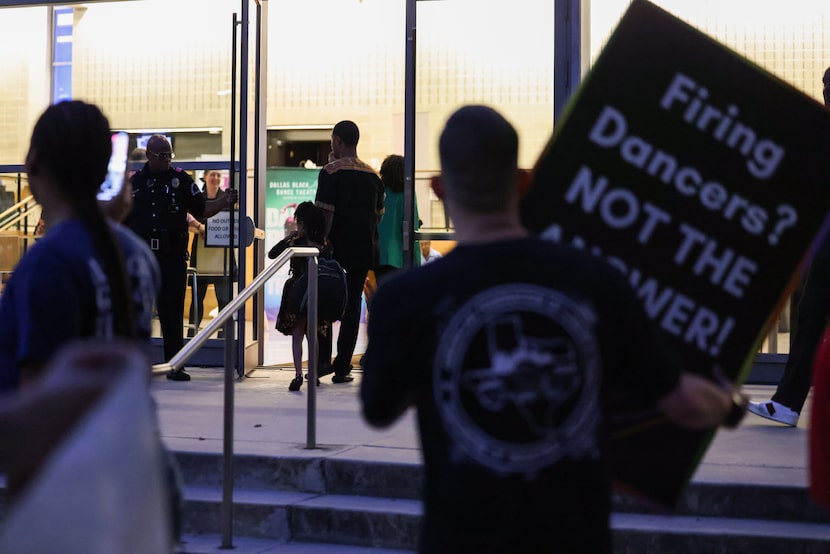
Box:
[332,373,354,384]
[167,368,191,381]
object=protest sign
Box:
[520,0,830,507]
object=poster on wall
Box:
[519,0,830,507]
[264,167,320,327]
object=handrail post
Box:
[221,7,242,547]
[306,256,318,449]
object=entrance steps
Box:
[173,451,830,553]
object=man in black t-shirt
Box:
[315,121,384,383]
[361,106,743,553]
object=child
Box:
[268,202,330,391]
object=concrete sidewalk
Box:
[152,366,812,490]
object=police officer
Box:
[125,135,238,380]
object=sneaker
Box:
[747,400,799,427]
[166,368,191,382]
[288,376,303,392]
[332,373,354,384]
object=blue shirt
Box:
[0,219,160,391]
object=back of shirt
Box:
[0,220,160,391]
[361,237,680,552]
[315,158,384,271]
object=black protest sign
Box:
[520,0,830,507]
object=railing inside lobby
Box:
[0,195,37,233]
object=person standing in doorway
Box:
[187,169,236,338]
[315,121,384,383]
[124,136,237,380]
[749,66,830,426]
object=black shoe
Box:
[167,369,191,381]
[186,328,196,338]
[289,376,303,392]
[332,373,354,384]
[309,364,334,380]
[317,363,335,378]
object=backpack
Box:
[300,258,348,322]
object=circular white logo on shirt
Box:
[434,284,601,475]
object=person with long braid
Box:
[0,100,160,391]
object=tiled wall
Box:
[0,8,49,165]
[592,0,829,101]
[0,0,826,170]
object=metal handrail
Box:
[152,245,322,449]
[0,195,37,233]
[151,245,319,376]
[150,245,320,552]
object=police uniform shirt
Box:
[126,164,206,257]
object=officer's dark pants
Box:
[157,253,187,362]
[319,267,368,376]
[773,255,830,413]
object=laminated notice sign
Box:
[520,0,830,507]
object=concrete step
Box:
[611,513,830,554]
[174,451,829,523]
[179,482,830,553]
[174,452,423,500]
[181,486,421,550]
[613,481,830,523]
[174,451,830,552]
[176,534,412,553]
